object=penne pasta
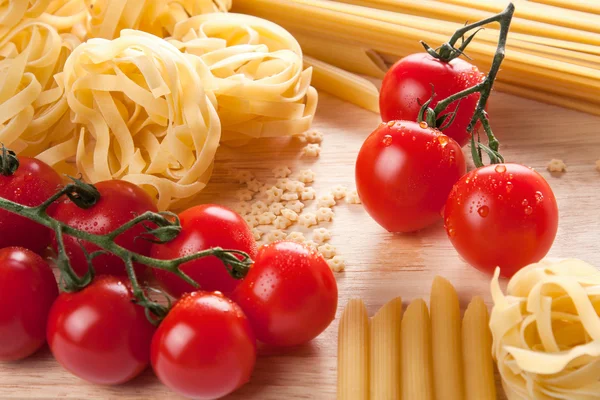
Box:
[462,297,496,400]
[338,299,370,400]
[370,297,403,399]
[430,276,464,400]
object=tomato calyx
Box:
[63,176,101,209]
[0,145,19,176]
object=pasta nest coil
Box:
[168,13,318,144]
[490,259,600,400]
[56,29,221,210]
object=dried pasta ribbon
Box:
[168,12,318,143]
[59,29,221,210]
[490,259,600,399]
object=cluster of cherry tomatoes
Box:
[0,156,338,399]
[356,52,559,278]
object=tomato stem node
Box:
[0,144,19,176]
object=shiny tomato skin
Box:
[50,180,157,277]
[233,241,338,347]
[0,157,62,254]
[151,291,256,400]
[356,121,466,233]
[151,204,257,298]
[380,53,484,147]
[46,276,156,384]
[0,247,58,361]
[444,163,559,277]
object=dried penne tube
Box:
[462,297,496,400]
[430,276,464,400]
[370,297,402,399]
[400,299,434,400]
[338,299,370,400]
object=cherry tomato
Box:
[233,241,338,347]
[46,276,155,384]
[356,121,466,233]
[0,156,62,254]
[50,180,157,277]
[151,204,257,298]
[444,163,559,277]
[0,247,58,361]
[380,53,485,147]
[151,291,256,399]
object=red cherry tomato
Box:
[380,53,485,147]
[151,204,257,298]
[356,121,466,233]
[0,247,58,361]
[151,291,256,399]
[0,156,62,254]
[233,241,338,347]
[50,180,157,277]
[46,276,156,384]
[444,163,559,277]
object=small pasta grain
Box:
[251,228,263,241]
[251,201,268,215]
[285,200,305,213]
[273,216,293,229]
[281,192,299,201]
[281,209,299,221]
[316,207,335,222]
[244,215,259,228]
[318,243,337,258]
[306,130,324,144]
[313,228,332,244]
[298,169,316,183]
[327,256,346,272]
[298,213,318,227]
[258,212,276,225]
[286,231,306,243]
[285,180,305,193]
[272,166,292,178]
[275,178,291,190]
[269,202,285,215]
[265,187,284,204]
[234,170,254,183]
[300,187,317,200]
[547,159,567,172]
[331,185,348,200]
[317,194,336,208]
[236,189,254,201]
[302,143,321,157]
[247,179,263,192]
[266,229,287,242]
[233,202,251,215]
[346,190,361,204]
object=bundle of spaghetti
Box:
[53,29,221,210]
[167,13,318,143]
[232,0,600,116]
[490,259,600,399]
[86,0,232,39]
[0,19,80,156]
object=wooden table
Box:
[1,92,599,399]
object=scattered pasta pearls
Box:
[251,201,268,215]
[252,228,263,241]
[297,169,316,184]
[331,185,348,200]
[258,212,276,225]
[304,240,318,250]
[286,231,306,243]
[232,202,251,215]
[300,187,316,201]
[306,130,324,144]
[318,244,337,259]
[244,215,259,228]
[269,202,285,215]
[246,179,263,192]
[327,256,346,272]
[317,194,336,208]
[272,165,292,178]
[294,132,307,143]
[595,160,600,171]
[266,230,287,242]
[281,209,298,221]
[275,178,291,190]
[273,216,293,229]
[547,159,567,172]
[313,228,332,244]
[285,180,305,193]
[346,189,361,204]
[234,170,254,184]
[302,143,321,157]
[298,213,318,228]
[316,207,335,222]
[236,189,254,201]
[265,187,284,204]
[285,200,305,213]
[281,192,299,201]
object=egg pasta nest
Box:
[0,1,317,210]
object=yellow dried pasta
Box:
[338,299,370,400]
[370,296,402,399]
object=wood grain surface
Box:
[1,92,599,399]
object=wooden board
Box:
[1,92,599,399]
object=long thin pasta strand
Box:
[370,297,403,399]
[462,297,496,400]
[530,0,600,15]
[430,276,463,400]
[400,298,434,400]
[338,299,370,400]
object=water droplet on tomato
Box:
[450,149,455,155]
[465,178,471,184]
[412,136,416,141]
[387,121,395,127]
[437,135,449,147]
[382,135,393,146]
[506,182,513,192]
[497,195,503,200]
[14,187,22,196]
[495,165,506,173]
[449,157,455,165]
[472,65,478,72]
[509,173,514,179]
[477,205,489,218]
[447,228,456,237]
[419,121,428,129]
[522,199,529,207]
[535,191,544,204]
[524,206,533,215]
